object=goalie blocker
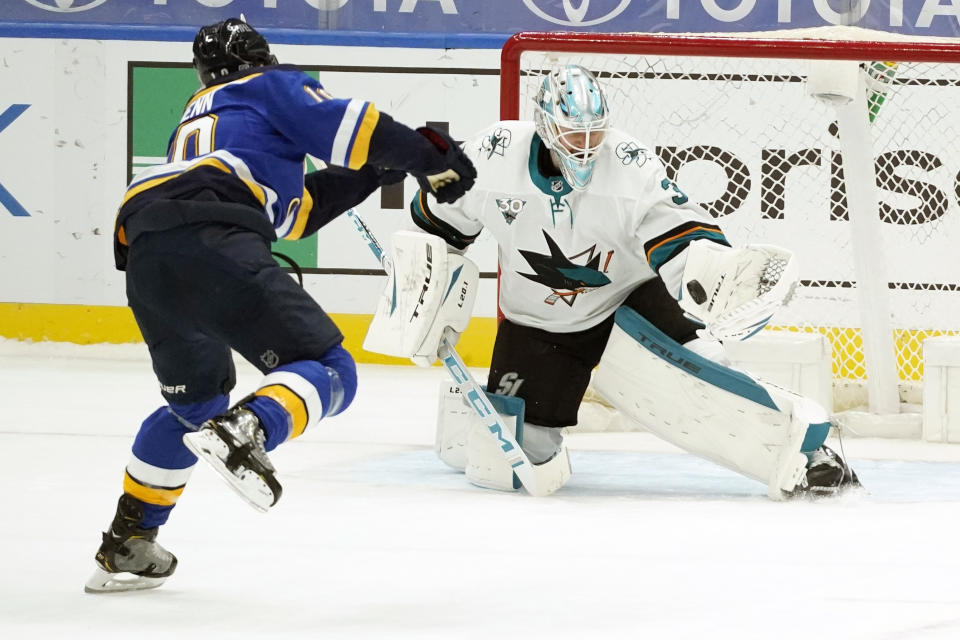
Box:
[363,231,478,366]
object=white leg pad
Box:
[438,384,572,495]
[530,441,572,495]
[435,381,474,471]
[465,416,524,491]
[594,308,810,499]
[465,421,572,495]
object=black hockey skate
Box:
[791,445,861,497]
[85,494,177,593]
[183,403,282,512]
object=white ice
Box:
[2,339,960,639]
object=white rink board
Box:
[0,37,501,312]
[4,36,960,329]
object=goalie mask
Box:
[193,17,278,87]
[533,64,610,191]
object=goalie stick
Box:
[345,209,549,497]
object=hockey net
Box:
[501,28,960,430]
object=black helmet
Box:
[192,17,277,87]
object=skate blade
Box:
[791,481,869,501]
[183,430,276,513]
[84,566,166,593]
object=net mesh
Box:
[513,32,960,404]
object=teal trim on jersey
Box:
[485,392,525,491]
[800,422,831,454]
[527,135,571,201]
[614,307,779,412]
[647,228,729,273]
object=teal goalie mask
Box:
[533,64,610,191]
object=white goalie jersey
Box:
[411,121,730,333]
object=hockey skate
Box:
[790,446,861,498]
[183,404,282,512]
[85,494,177,594]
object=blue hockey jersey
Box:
[118,64,380,243]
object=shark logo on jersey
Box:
[517,230,612,307]
[481,128,512,159]
[616,141,651,168]
[496,198,526,224]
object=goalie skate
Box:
[183,407,281,513]
[789,445,862,498]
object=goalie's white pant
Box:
[593,307,831,500]
[435,383,571,495]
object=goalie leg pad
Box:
[594,307,814,499]
[435,381,474,471]
[437,388,526,474]
[464,393,525,491]
[465,420,571,496]
[438,387,573,495]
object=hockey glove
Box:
[373,167,407,186]
[414,127,477,204]
[678,240,799,342]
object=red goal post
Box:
[499,28,960,422]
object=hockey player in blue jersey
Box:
[85,17,476,593]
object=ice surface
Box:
[2,340,960,639]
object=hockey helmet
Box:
[192,17,278,87]
[533,64,609,191]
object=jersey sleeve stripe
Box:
[282,187,314,240]
[346,103,380,170]
[644,222,729,273]
[330,99,366,167]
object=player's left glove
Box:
[414,127,477,204]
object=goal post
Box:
[500,28,960,422]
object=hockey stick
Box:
[345,209,547,496]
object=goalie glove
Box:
[414,127,477,204]
[677,239,799,342]
[363,231,479,366]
